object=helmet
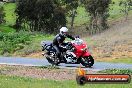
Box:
[60,27,68,36]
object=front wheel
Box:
[80,55,94,67]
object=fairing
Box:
[72,42,91,58]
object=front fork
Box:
[77,51,91,63]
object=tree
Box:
[52,0,79,30]
[64,0,79,29]
[0,3,5,24]
[15,0,66,33]
[119,0,132,20]
[83,0,111,34]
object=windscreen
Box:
[72,38,83,45]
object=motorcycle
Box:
[41,38,94,67]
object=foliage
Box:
[83,0,112,34]
[119,0,132,20]
[15,0,66,33]
[64,0,79,29]
[0,3,5,24]
[0,24,16,33]
[0,31,31,55]
[14,33,54,55]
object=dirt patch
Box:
[88,17,132,61]
[0,65,96,81]
[23,52,44,59]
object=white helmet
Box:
[60,27,68,36]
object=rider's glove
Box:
[59,45,66,49]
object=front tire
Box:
[81,55,94,67]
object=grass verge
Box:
[0,31,31,55]
[96,57,132,64]
[14,33,54,56]
[0,31,54,56]
[110,57,132,64]
[0,75,131,88]
[37,65,60,69]
[98,69,132,74]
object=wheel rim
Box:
[81,56,94,67]
[52,57,59,64]
[47,52,60,65]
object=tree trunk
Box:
[70,9,76,30]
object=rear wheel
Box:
[46,52,60,65]
[81,55,94,67]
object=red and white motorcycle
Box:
[41,38,94,67]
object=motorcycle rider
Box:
[53,27,75,61]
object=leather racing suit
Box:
[53,33,75,58]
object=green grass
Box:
[0,31,31,55]
[3,3,16,25]
[0,75,131,88]
[99,57,132,64]
[98,69,132,74]
[37,65,60,69]
[96,57,132,64]
[0,31,54,56]
[0,3,16,34]
[67,6,89,27]
[0,26,54,56]
[14,33,54,56]
[110,57,132,64]
[0,24,16,33]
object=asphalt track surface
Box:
[0,57,132,71]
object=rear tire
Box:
[46,52,60,66]
[46,57,60,66]
[81,55,94,67]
